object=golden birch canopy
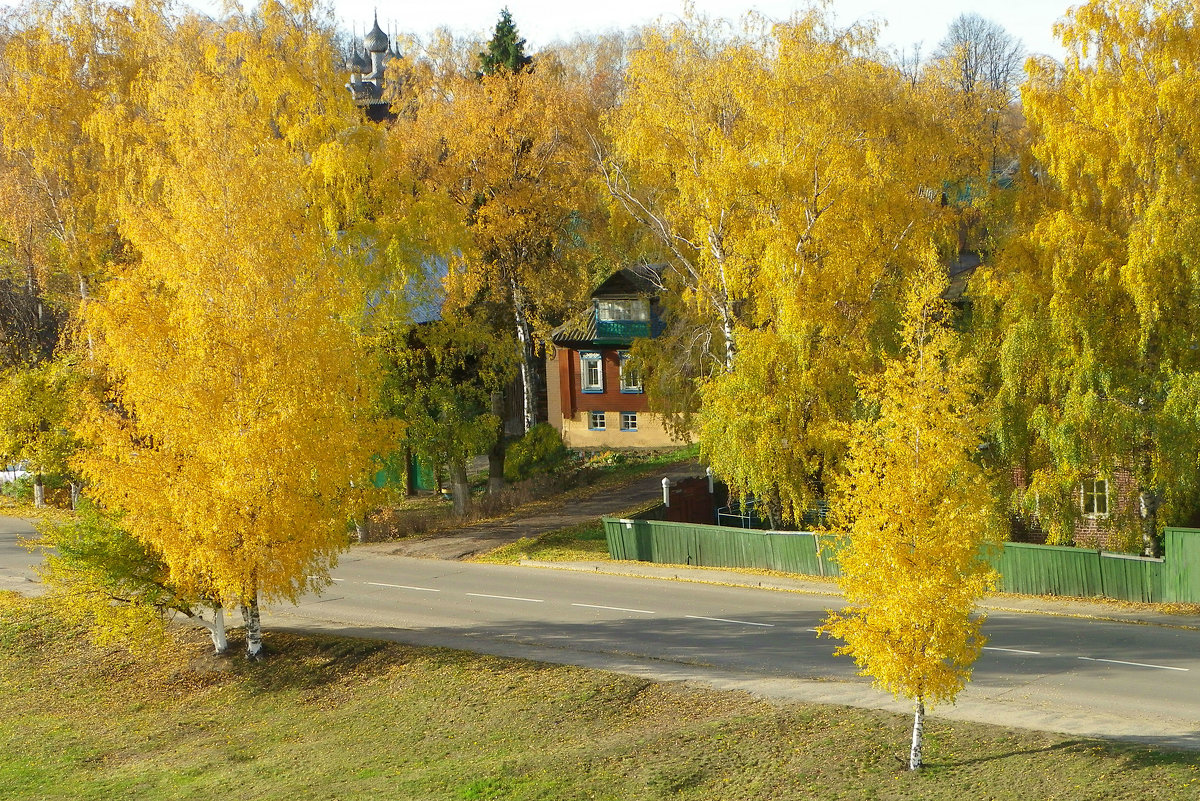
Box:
[822,265,998,753]
[0,0,148,363]
[609,11,956,521]
[978,0,1200,547]
[80,0,386,608]
[382,44,600,432]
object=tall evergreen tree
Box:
[478,8,532,76]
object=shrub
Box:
[504,424,569,483]
[0,475,32,501]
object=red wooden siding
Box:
[557,347,649,416]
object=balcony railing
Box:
[595,319,651,341]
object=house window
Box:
[1082,478,1109,517]
[620,412,638,432]
[589,411,606,431]
[619,351,643,393]
[597,298,649,322]
[580,351,603,393]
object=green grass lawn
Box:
[472,520,613,563]
[2,592,1199,800]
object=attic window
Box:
[597,299,649,323]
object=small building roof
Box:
[549,264,664,346]
[591,263,664,297]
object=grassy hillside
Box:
[2,592,1198,800]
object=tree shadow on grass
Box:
[929,738,1091,769]
[929,734,1200,772]
[224,630,397,695]
[222,629,564,699]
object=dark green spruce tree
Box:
[478,8,533,76]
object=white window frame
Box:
[619,351,643,394]
[588,411,606,431]
[580,351,603,393]
[597,298,649,323]
[620,411,638,432]
[1081,478,1109,518]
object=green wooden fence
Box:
[603,518,1200,604]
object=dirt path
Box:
[358,461,702,560]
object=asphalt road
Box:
[0,515,43,595]
[4,514,1199,749]
[265,552,1200,750]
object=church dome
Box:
[346,47,370,73]
[364,18,389,53]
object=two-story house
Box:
[546,265,681,449]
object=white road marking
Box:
[466,592,544,603]
[984,646,1042,655]
[366,582,439,592]
[1078,656,1189,672]
[686,614,774,627]
[572,603,656,615]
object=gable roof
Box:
[548,264,664,346]
[591,263,664,297]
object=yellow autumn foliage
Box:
[822,263,999,710]
[78,0,389,610]
[613,11,958,520]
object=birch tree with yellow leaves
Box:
[0,0,144,348]
[80,0,387,657]
[977,0,1200,551]
[608,12,957,523]
[821,265,998,771]
[383,12,599,435]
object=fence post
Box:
[662,477,671,507]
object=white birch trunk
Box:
[69,482,80,510]
[510,277,538,434]
[189,605,228,654]
[718,303,736,372]
[33,475,45,508]
[449,459,471,516]
[909,699,925,771]
[242,599,263,660]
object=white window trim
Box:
[580,351,604,393]
[619,351,643,394]
[620,411,638,432]
[597,298,649,323]
[588,411,606,431]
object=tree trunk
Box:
[510,278,539,434]
[909,698,925,771]
[241,599,263,660]
[70,482,80,510]
[404,447,417,497]
[488,390,506,494]
[719,303,737,372]
[353,518,367,542]
[449,459,471,516]
[1139,489,1159,557]
[33,474,45,508]
[210,606,227,654]
[766,483,784,530]
[189,605,228,654]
